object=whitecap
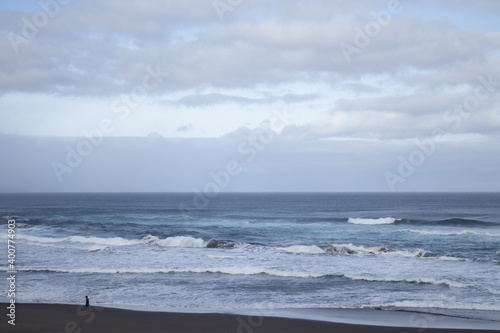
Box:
[324,243,426,257]
[348,217,398,225]
[156,236,206,248]
[278,245,325,254]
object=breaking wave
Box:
[323,244,426,257]
[343,275,470,288]
[278,245,325,254]
[20,234,216,249]
[348,217,399,225]
[279,243,426,257]
[12,267,324,279]
[21,234,429,258]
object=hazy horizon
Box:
[1,0,499,192]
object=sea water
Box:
[1,193,499,320]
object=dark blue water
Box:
[1,193,499,317]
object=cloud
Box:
[1,1,499,96]
[0,0,499,146]
[163,93,319,107]
[176,124,193,132]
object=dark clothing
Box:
[85,297,89,306]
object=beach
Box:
[1,193,499,331]
[1,303,499,333]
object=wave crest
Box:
[348,217,399,225]
[400,229,500,237]
[11,267,323,279]
[344,275,470,288]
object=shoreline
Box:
[1,303,499,332]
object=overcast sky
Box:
[1,0,499,192]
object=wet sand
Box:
[1,303,498,333]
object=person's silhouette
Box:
[84,295,92,312]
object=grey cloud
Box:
[176,124,193,132]
[335,93,459,115]
[164,93,319,107]
[342,83,381,95]
[1,2,498,96]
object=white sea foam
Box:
[276,243,426,257]
[437,256,468,261]
[278,245,325,254]
[69,236,140,246]
[20,234,141,246]
[21,235,68,243]
[16,267,323,279]
[325,243,426,257]
[20,234,207,248]
[156,236,206,248]
[88,245,111,252]
[488,288,500,295]
[206,255,246,259]
[400,229,500,237]
[348,217,398,225]
[344,275,470,288]
[384,300,500,312]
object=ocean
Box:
[1,193,499,320]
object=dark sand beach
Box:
[1,303,498,333]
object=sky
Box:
[0,0,499,192]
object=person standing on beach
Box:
[84,295,92,312]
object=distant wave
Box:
[431,218,500,227]
[347,217,500,227]
[348,217,399,225]
[344,275,470,289]
[401,218,500,227]
[21,234,215,249]
[11,267,324,279]
[21,234,430,258]
[399,229,500,237]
